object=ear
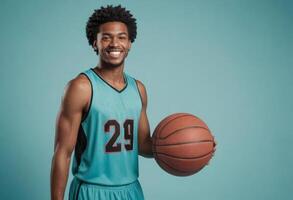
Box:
[93,40,97,50]
[127,42,132,51]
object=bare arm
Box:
[136,80,153,158]
[50,75,91,200]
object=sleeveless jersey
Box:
[72,68,142,186]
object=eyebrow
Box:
[102,32,128,36]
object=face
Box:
[95,22,131,68]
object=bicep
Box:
[54,109,82,156]
[54,77,90,156]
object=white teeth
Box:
[109,51,121,57]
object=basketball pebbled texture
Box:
[152,113,215,176]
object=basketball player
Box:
[50,5,153,200]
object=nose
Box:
[109,37,119,47]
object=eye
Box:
[102,36,110,41]
[119,36,127,40]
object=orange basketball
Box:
[152,113,216,176]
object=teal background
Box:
[0,0,292,199]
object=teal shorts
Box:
[69,177,145,200]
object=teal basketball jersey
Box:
[72,68,142,186]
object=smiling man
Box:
[50,5,153,200]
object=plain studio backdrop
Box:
[0,0,292,199]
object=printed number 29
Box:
[104,119,134,153]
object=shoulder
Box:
[135,79,147,95]
[62,74,91,108]
[66,74,91,95]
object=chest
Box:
[91,85,142,120]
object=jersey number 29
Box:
[104,119,134,153]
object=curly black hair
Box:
[86,5,137,54]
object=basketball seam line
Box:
[155,140,214,146]
[155,114,192,139]
[154,114,192,158]
[158,126,211,140]
[154,149,214,160]
[159,158,206,174]
[155,113,193,159]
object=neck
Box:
[94,61,125,84]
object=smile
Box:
[106,49,123,58]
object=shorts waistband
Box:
[74,177,139,191]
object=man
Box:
[50,5,153,200]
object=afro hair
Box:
[86,5,137,54]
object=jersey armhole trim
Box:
[80,72,93,123]
[135,79,143,108]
